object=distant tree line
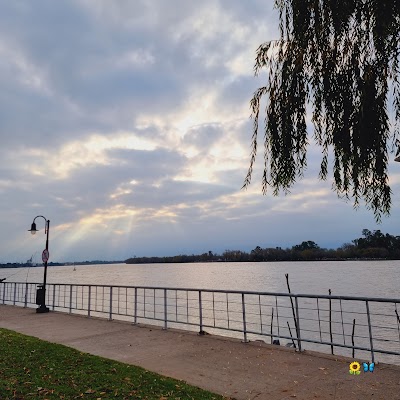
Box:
[125,229,400,264]
[0,260,123,269]
[0,261,65,269]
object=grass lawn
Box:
[0,328,226,400]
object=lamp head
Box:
[28,222,38,235]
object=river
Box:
[1,260,399,298]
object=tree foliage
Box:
[353,228,400,250]
[292,240,320,251]
[244,0,400,221]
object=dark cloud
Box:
[215,75,260,112]
[219,0,277,27]
[0,0,272,149]
[182,124,224,149]
[0,1,229,147]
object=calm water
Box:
[2,260,399,298]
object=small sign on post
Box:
[42,249,49,263]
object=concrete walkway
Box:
[1,305,399,400]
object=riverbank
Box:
[1,305,399,399]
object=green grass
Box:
[0,328,226,400]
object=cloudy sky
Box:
[1,0,400,263]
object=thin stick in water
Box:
[285,274,299,340]
[287,321,296,349]
[270,307,274,344]
[329,289,334,355]
[395,306,400,345]
[352,318,356,359]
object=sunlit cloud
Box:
[12,132,159,180]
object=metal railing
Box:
[1,281,400,365]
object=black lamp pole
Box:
[29,215,50,313]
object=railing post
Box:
[294,296,302,351]
[2,283,5,304]
[88,286,91,317]
[24,283,28,308]
[241,293,248,343]
[52,285,56,310]
[117,287,120,315]
[109,287,113,320]
[133,288,138,325]
[13,282,17,305]
[365,300,375,363]
[69,285,73,314]
[199,290,204,335]
[328,290,333,355]
[143,289,146,318]
[163,289,168,329]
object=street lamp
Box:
[28,215,50,313]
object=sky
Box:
[1,0,400,263]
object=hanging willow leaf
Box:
[244,0,400,222]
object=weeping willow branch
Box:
[244,0,400,222]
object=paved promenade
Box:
[1,305,399,400]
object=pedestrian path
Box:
[1,305,399,399]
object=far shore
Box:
[1,257,399,270]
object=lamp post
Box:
[28,215,50,313]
